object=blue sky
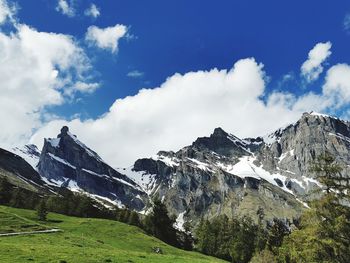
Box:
[15,0,350,119]
[1,0,350,166]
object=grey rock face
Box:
[0,147,46,190]
[125,112,350,226]
[256,112,350,196]
[38,126,146,210]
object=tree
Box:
[143,197,178,247]
[36,200,48,221]
[230,216,257,263]
[0,177,12,204]
[279,152,350,263]
[128,211,141,226]
[266,218,289,251]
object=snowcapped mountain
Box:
[37,126,147,210]
[122,112,350,224]
[5,111,349,226]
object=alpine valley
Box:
[2,111,350,229]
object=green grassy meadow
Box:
[0,206,225,263]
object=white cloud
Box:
[31,58,303,167]
[0,0,16,24]
[85,24,127,53]
[301,42,332,82]
[0,23,97,149]
[56,0,75,17]
[344,13,350,32]
[322,64,350,108]
[84,3,100,18]
[127,70,144,78]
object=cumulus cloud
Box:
[56,0,75,17]
[127,70,144,78]
[0,23,98,149]
[301,42,332,82]
[292,63,350,113]
[31,58,303,167]
[0,0,15,24]
[322,64,350,108]
[85,24,127,53]
[84,3,100,18]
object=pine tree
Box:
[0,177,12,204]
[143,197,179,247]
[279,152,350,262]
[36,200,48,221]
[128,211,141,226]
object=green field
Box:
[0,206,225,263]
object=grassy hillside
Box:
[0,206,225,263]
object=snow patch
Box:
[152,154,180,167]
[48,138,60,148]
[47,153,76,169]
[187,158,213,171]
[116,166,156,194]
[174,211,186,231]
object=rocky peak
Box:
[192,127,249,157]
[38,126,147,210]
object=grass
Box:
[0,206,226,263]
[0,210,48,234]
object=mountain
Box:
[37,126,147,210]
[9,111,348,228]
[0,147,46,192]
[122,112,350,226]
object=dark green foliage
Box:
[0,177,11,204]
[195,214,269,263]
[278,152,350,262]
[143,197,179,247]
[266,218,290,251]
[36,200,48,221]
[128,211,141,227]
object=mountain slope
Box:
[0,205,225,263]
[0,147,46,192]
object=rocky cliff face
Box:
[122,112,350,227]
[37,126,147,210]
[0,147,46,192]
[256,112,350,197]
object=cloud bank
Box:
[31,58,305,167]
[0,5,98,150]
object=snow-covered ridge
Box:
[151,154,180,167]
[11,144,40,170]
[116,166,157,194]
[67,131,104,162]
[47,138,60,148]
[47,153,76,169]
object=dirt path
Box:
[0,229,62,237]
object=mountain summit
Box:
[37,126,147,210]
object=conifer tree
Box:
[144,197,179,247]
[37,200,48,221]
[279,152,350,262]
